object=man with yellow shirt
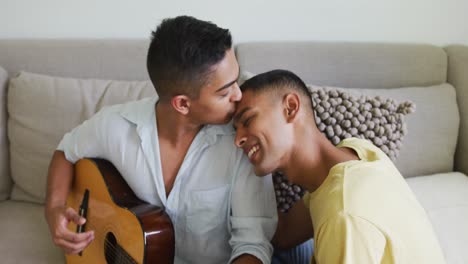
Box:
[233,69,446,264]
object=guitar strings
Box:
[81,226,136,264]
[76,222,138,264]
[84,222,136,264]
[67,203,138,263]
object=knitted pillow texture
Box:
[275,85,415,212]
[310,85,415,160]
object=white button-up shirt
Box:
[58,97,277,264]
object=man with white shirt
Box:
[45,16,277,264]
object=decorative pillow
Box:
[8,71,155,203]
[310,85,416,160]
[275,85,416,212]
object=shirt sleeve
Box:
[57,107,112,163]
[315,212,386,264]
[228,151,278,264]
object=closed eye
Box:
[218,86,232,98]
[243,116,253,127]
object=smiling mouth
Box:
[247,144,260,160]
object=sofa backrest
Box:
[0,40,464,203]
[0,39,151,81]
[236,42,459,178]
[236,42,447,88]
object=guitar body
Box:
[66,158,175,264]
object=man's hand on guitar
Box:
[46,205,94,255]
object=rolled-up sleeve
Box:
[229,152,278,264]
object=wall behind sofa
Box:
[1,0,467,45]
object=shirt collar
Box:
[119,96,236,146]
[119,96,158,126]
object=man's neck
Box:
[155,102,203,197]
[281,125,358,193]
[155,102,202,146]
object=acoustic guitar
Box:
[66,158,175,264]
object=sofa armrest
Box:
[446,45,468,176]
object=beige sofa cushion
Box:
[0,66,10,201]
[352,84,459,177]
[407,172,468,264]
[8,72,155,203]
[0,201,64,263]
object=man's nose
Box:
[235,132,247,148]
[230,83,242,102]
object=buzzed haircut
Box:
[147,16,232,101]
[240,69,315,114]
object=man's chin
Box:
[207,115,233,125]
[254,167,273,177]
[218,117,232,125]
[220,113,235,124]
[226,111,235,121]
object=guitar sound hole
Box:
[104,232,118,263]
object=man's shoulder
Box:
[321,211,379,231]
[96,97,155,115]
[108,97,157,124]
[338,137,389,162]
[113,97,156,112]
[201,123,249,161]
[204,122,235,136]
[78,97,157,132]
[201,122,236,146]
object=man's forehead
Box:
[235,89,254,108]
[233,105,251,123]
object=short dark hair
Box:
[147,16,232,101]
[240,69,314,114]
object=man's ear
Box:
[171,95,191,115]
[283,93,300,123]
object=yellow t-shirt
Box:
[303,138,446,264]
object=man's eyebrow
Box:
[216,79,237,92]
[233,107,251,127]
[216,68,240,92]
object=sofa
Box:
[0,40,467,264]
